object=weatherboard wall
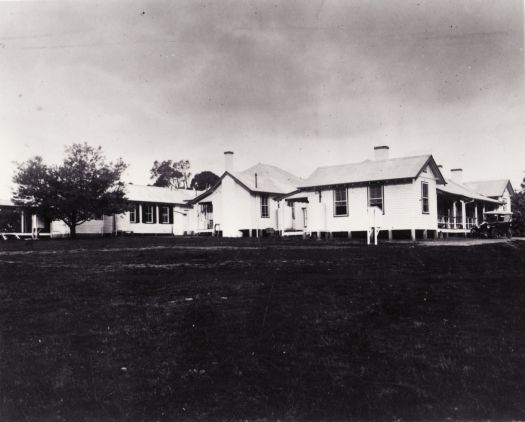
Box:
[301,172,438,233]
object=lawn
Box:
[1,237,525,421]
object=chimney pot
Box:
[373,145,390,160]
[224,151,234,172]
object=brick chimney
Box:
[224,151,234,172]
[373,145,390,160]
[450,168,463,184]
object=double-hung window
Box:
[288,202,295,220]
[160,206,170,224]
[333,188,348,216]
[144,204,154,223]
[261,195,269,218]
[421,182,429,213]
[369,185,384,211]
[129,204,138,223]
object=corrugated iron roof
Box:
[463,179,514,198]
[437,179,501,204]
[125,184,200,204]
[230,163,303,194]
[299,155,443,188]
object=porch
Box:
[437,183,501,236]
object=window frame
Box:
[129,204,138,224]
[333,187,348,217]
[159,205,170,224]
[368,184,384,213]
[421,182,430,214]
[261,194,269,218]
[143,204,155,223]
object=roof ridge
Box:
[313,154,431,170]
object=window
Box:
[200,203,213,229]
[369,185,383,211]
[333,188,348,216]
[261,195,269,218]
[129,204,139,224]
[144,204,154,223]
[288,202,295,220]
[160,206,170,224]
[421,182,429,213]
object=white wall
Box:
[192,174,282,237]
[301,168,439,233]
[49,204,190,236]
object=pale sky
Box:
[0,0,523,198]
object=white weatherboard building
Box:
[281,146,446,240]
[0,146,515,240]
[48,184,198,237]
[187,152,303,237]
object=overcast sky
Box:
[0,0,523,198]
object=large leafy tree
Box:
[190,171,220,191]
[13,143,128,238]
[150,159,191,189]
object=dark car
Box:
[471,211,513,239]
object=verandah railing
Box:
[437,216,478,230]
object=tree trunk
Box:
[69,223,77,239]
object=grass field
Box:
[1,237,525,421]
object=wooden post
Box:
[388,230,393,241]
[411,229,416,241]
[347,231,352,239]
[423,230,428,240]
[474,205,479,226]
[460,200,466,231]
[452,201,457,229]
[20,210,25,233]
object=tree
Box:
[150,160,182,188]
[150,159,191,189]
[13,143,128,238]
[190,171,220,191]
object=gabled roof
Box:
[463,179,515,198]
[125,184,199,205]
[190,163,302,203]
[437,179,501,204]
[298,154,445,189]
[231,163,303,194]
